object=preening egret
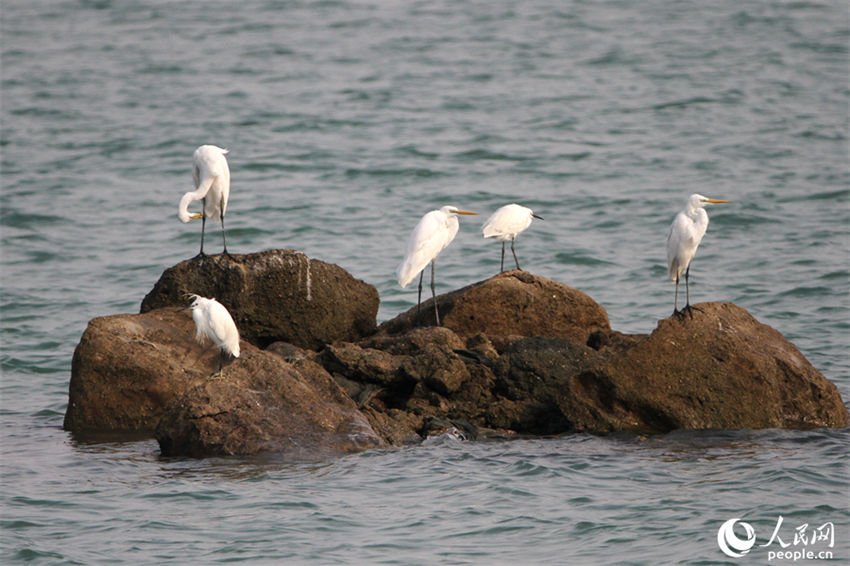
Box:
[178,145,232,258]
[666,193,729,316]
[396,205,478,325]
[185,294,240,374]
[481,204,543,272]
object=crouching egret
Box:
[185,294,240,374]
[396,205,478,325]
[481,203,543,272]
[178,145,232,258]
[666,193,729,317]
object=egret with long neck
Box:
[666,193,729,316]
[178,145,232,258]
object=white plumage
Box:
[396,205,478,325]
[186,294,240,372]
[666,193,729,315]
[481,203,542,272]
[178,145,232,257]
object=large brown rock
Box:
[318,302,848,439]
[67,251,848,457]
[140,249,378,349]
[64,308,211,435]
[376,270,610,345]
[64,308,386,457]
[156,353,385,458]
[587,302,850,432]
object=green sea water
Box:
[2,1,848,564]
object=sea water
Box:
[2,1,848,564]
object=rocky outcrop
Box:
[320,302,848,438]
[592,302,849,431]
[64,308,207,435]
[140,250,378,350]
[65,306,385,456]
[156,351,385,458]
[377,270,610,344]
[65,253,848,458]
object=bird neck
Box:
[178,190,204,222]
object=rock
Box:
[140,249,379,350]
[67,251,849,457]
[319,342,405,386]
[377,270,610,345]
[156,354,385,458]
[359,407,423,446]
[489,337,606,434]
[64,308,213,435]
[590,302,850,432]
[64,307,386,457]
[317,303,848,439]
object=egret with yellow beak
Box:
[178,145,232,258]
[397,205,478,325]
[666,193,729,316]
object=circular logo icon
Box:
[717,518,756,558]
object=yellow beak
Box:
[702,198,729,204]
[190,212,204,220]
[455,210,478,215]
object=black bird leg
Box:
[220,196,234,260]
[499,242,505,273]
[195,197,207,260]
[417,270,423,318]
[431,260,440,326]
[673,274,681,317]
[511,238,520,270]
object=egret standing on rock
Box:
[396,205,478,325]
[666,193,729,317]
[178,145,232,258]
[185,294,240,374]
[482,204,543,272]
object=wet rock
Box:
[319,342,405,386]
[64,308,386,457]
[359,406,423,446]
[592,303,850,432]
[364,325,466,355]
[68,253,848,456]
[377,270,610,345]
[488,337,606,434]
[321,302,848,439]
[421,416,478,440]
[64,308,213,435]
[140,249,379,350]
[156,354,385,458]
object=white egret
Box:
[396,205,478,325]
[481,203,543,272]
[178,145,232,258]
[185,294,240,374]
[666,193,729,316]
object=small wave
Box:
[454,149,533,162]
[650,96,721,111]
[554,252,616,267]
[777,188,849,203]
[778,286,833,298]
[344,167,444,179]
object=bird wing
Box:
[482,205,531,239]
[192,147,231,219]
[396,211,457,287]
[206,302,240,356]
[666,212,700,281]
